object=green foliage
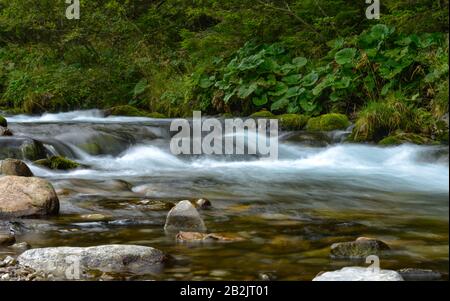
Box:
[306,113,350,131]
[0,0,447,143]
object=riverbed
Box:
[1,110,449,280]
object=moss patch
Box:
[306,113,350,131]
[106,105,166,118]
[250,110,275,118]
[34,156,80,170]
[378,132,435,146]
[276,114,309,130]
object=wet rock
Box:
[176,231,243,243]
[0,159,33,177]
[283,131,331,147]
[0,176,59,218]
[330,237,390,258]
[17,245,166,279]
[79,214,111,221]
[0,126,13,137]
[10,242,32,252]
[140,200,175,211]
[313,267,404,281]
[0,137,47,161]
[398,268,442,281]
[259,272,277,281]
[195,198,212,210]
[0,234,15,246]
[164,200,207,233]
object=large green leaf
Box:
[335,48,357,65]
[301,72,319,87]
[237,82,258,99]
[292,57,307,68]
[252,94,268,106]
[282,74,302,85]
[133,79,148,96]
[268,82,289,96]
[270,97,290,111]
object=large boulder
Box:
[313,267,404,281]
[330,237,390,259]
[0,176,59,218]
[0,137,47,161]
[164,200,207,233]
[17,245,167,279]
[0,159,34,177]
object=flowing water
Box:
[1,110,449,280]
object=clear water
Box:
[2,110,448,280]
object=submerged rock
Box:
[17,245,166,279]
[0,176,59,218]
[0,159,33,177]
[164,200,206,233]
[398,268,442,281]
[313,267,404,281]
[330,237,390,258]
[176,231,243,243]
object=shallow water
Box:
[2,110,449,280]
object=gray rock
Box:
[164,200,206,233]
[398,268,442,281]
[0,159,33,177]
[313,267,404,281]
[0,176,59,218]
[330,237,390,258]
[17,245,166,279]
[0,137,48,161]
[10,242,32,251]
[196,198,212,210]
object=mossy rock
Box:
[378,132,435,146]
[147,112,167,118]
[250,110,275,118]
[34,156,80,170]
[21,140,47,161]
[440,131,449,145]
[221,113,234,118]
[105,105,148,117]
[307,113,350,131]
[331,237,390,259]
[276,114,309,131]
[106,105,166,118]
[0,116,7,127]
